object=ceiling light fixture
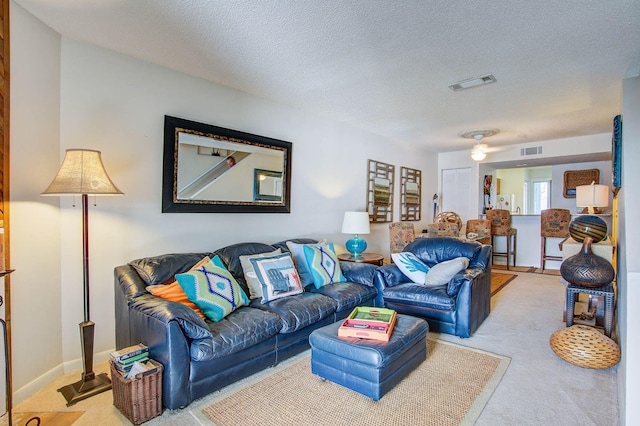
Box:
[459,129,500,162]
[448,74,497,91]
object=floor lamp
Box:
[42,149,123,406]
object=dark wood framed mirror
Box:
[162,115,292,213]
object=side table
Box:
[565,282,615,338]
[338,252,384,266]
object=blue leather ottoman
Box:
[309,314,428,400]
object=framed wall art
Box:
[612,114,622,196]
[400,166,421,221]
[563,168,600,198]
[367,159,395,223]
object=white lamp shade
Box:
[42,149,123,196]
[575,184,609,208]
[342,212,370,234]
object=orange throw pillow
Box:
[146,257,211,320]
[147,281,207,319]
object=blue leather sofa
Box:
[114,239,378,409]
[373,237,491,338]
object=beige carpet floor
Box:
[197,340,509,426]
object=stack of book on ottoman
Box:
[338,307,397,341]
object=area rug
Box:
[13,411,84,426]
[193,340,510,426]
[491,272,518,296]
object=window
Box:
[532,180,550,214]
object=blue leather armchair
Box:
[373,237,491,338]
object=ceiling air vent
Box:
[521,146,542,156]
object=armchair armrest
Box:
[373,264,412,306]
[340,262,377,286]
[447,267,484,296]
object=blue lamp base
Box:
[345,235,367,259]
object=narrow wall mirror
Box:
[400,167,421,221]
[162,116,292,213]
[367,159,395,222]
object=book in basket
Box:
[338,307,397,342]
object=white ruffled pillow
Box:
[424,257,469,287]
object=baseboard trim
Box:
[13,348,114,406]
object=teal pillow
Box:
[249,253,304,303]
[302,243,346,289]
[286,240,327,287]
[176,255,249,322]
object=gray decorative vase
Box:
[560,237,615,287]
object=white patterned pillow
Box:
[424,257,469,287]
[239,248,282,299]
[175,255,249,322]
[302,243,346,289]
[249,253,304,303]
[392,252,430,283]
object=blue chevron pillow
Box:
[391,252,430,284]
[176,255,249,322]
[302,243,346,289]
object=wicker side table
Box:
[565,283,615,337]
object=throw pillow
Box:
[392,252,430,284]
[175,255,249,322]
[146,256,211,319]
[302,243,346,289]
[147,281,207,319]
[286,240,327,287]
[239,248,282,299]
[249,253,304,303]
[424,257,470,287]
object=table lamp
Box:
[42,149,123,406]
[341,212,370,259]
[576,183,609,214]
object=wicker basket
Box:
[111,359,163,424]
[549,325,620,369]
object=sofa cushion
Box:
[190,306,283,361]
[404,237,481,266]
[392,252,430,283]
[382,283,455,311]
[252,292,337,333]
[309,281,378,313]
[213,242,279,296]
[424,257,470,286]
[303,243,346,288]
[250,253,304,303]
[176,255,250,322]
[129,252,212,285]
[239,248,282,299]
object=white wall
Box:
[619,75,640,425]
[10,4,436,401]
[9,4,64,402]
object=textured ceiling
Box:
[14,0,640,153]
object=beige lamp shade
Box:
[575,184,608,208]
[42,149,123,196]
[341,211,371,234]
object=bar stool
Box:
[466,219,491,244]
[540,208,571,273]
[487,209,517,270]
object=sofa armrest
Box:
[470,244,492,270]
[129,295,212,340]
[340,262,377,286]
[373,264,412,306]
